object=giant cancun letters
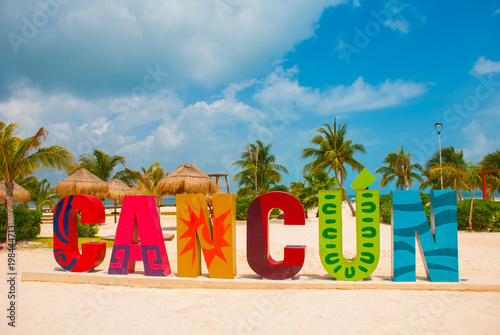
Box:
[391,190,459,282]
[176,193,236,279]
[246,191,306,280]
[319,168,380,281]
[53,195,106,272]
[108,195,171,276]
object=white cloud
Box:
[254,67,427,115]
[1,0,346,96]
[0,84,111,138]
[255,66,319,112]
[48,122,72,144]
[471,57,500,76]
[154,124,184,149]
[79,117,112,137]
[494,9,500,16]
[385,18,409,33]
[223,79,259,102]
[462,120,493,160]
[119,135,154,155]
[353,0,361,7]
[0,61,429,186]
[319,77,426,113]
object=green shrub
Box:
[236,197,256,220]
[491,206,500,232]
[270,207,281,217]
[379,195,391,224]
[457,199,500,231]
[0,209,42,241]
[420,193,430,206]
[76,215,100,237]
[78,223,100,237]
[379,192,431,224]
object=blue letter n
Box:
[391,190,458,282]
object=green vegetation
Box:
[27,178,58,211]
[480,149,500,196]
[300,118,365,216]
[379,192,430,224]
[235,197,255,220]
[115,162,167,211]
[0,208,41,241]
[232,140,289,197]
[289,170,338,216]
[77,148,126,181]
[457,199,500,231]
[0,122,74,242]
[376,146,423,191]
[77,223,100,237]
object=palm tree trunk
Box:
[339,178,356,217]
[254,171,258,196]
[157,196,161,218]
[336,172,356,217]
[469,188,475,231]
[255,149,259,196]
[343,188,356,217]
[5,182,15,243]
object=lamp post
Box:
[434,122,443,189]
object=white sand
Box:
[2,203,500,334]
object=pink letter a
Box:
[108,195,171,276]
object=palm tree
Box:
[27,178,58,211]
[15,175,39,192]
[435,161,482,230]
[290,170,338,216]
[301,118,365,216]
[376,146,423,191]
[428,146,465,167]
[78,148,126,182]
[420,146,465,191]
[464,163,482,231]
[480,149,500,196]
[0,122,74,241]
[232,140,289,197]
[115,162,166,212]
[427,160,473,201]
[139,163,167,209]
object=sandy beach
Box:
[2,203,500,334]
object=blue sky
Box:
[1,0,499,194]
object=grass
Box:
[29,237,115,249]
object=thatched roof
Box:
[131,185,147,195]
[55,168,109,199]
[0,181,30,203]
[107,179,134,203]
[156,163,218,196]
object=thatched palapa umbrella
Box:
[0,181,30,203]
[55,168,109,200]
[107,178,135,223]
[156,163,218,197]
[132,185,147,195]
